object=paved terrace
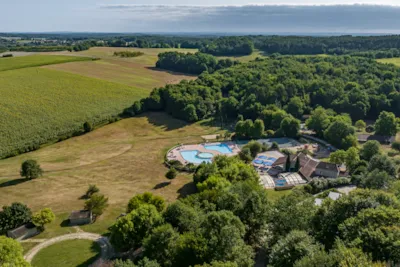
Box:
[167,142,240,165]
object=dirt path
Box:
[24,232,114,263]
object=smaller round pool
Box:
[197,152,214,159]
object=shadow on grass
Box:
[76,242,101,267]
[177,182,197,199]
[0,178,30,188]
[60,219,71,228]
[153,181,171,190]
[141,112,188,131]
[146,66,197,78]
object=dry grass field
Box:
[44,47,198,90]
[0,113,221,236]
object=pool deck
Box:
[167,142,240,165]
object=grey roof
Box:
[7,223,36,238]
[316,162,340,172]
[69,210,91,220]
[357,134,395,144]
[328,192,342,201]
[314,198,323,206]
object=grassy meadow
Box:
[377,57,400,66]
[0,67,148,158]
[31,239,100,267]
[0,113,221,236]
[0,55,91,72]
[44,47,198,89]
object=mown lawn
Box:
[0,55,91,72]
[31,239,100,267]
[0,67,148,158]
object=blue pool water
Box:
[180,150,212,164]
[204,143,233,154]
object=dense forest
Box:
[138,56,400,124]
[156,52,238,75]
[106,155,400,267]
[199,37,254,56]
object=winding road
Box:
[24,232,114,263]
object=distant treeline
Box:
[200,37,254,56]
[156,52,239,75]
[113,51,144,58]
[4,34,400,56]
[252,35,400,55]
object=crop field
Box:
[377,57,400,66]
[0,55,91,72]
[0,67,148,158]
[44,47,198,89]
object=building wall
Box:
[314,169,339,178]
[70,217,91,225]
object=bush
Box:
[2,54,13,58]
[20,159,43,179]
[113,51,144,58]
[304,177,352,194]
[392,141,400,152]
[270,142,280,150]
[166,168,178,180]
[366,125,375,133]
[83,121,93,133]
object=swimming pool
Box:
[180,150,213,164]
[203,143,233,154]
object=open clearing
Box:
[31,239,100,267]
[0,113,221,236]
[44,47,198,89]
[377,57,400,66]
[0,55,91,72]
[0,67,148,158]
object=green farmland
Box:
[0,55,92,72]
[0,67,148,158]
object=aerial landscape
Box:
[2,0,400,267]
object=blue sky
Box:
[1,1,400,33]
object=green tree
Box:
[0,236,30,267]
[110,204,163,251]
[238,147,253,163]
[355,120,366,132]
[306,107,331,137]
[294,157,301,171]
[114,258,160,267]
[166,168,178,180]
[375,111,398,136]
[132,101,143,114]
[285,154,291,172]
[197,176,231,192]
[85,184,99,198]
[329,150,347,165]
[360,169,393,189]
[345,147,360,170]
[251,119,265,139]
[0,202,32,234]
[338,206,400,263]
[32,208,55,231]
[242,141,262,158]
[195,262,238,267]
[269,230,322,267]
[368,154,397,176]
[324,120,356,149]
[127,192,166,213]
[84,194,109,217]
[279,117,300,138]
[286,97,305,119]
[163,201,202,233]
[143,224,180,267]
[184,104,198,122]
[360,140,381,161]
[20,159,43,179]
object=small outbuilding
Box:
[69,210,92,225]
[7,223,40,240]
[357,134,396,145]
